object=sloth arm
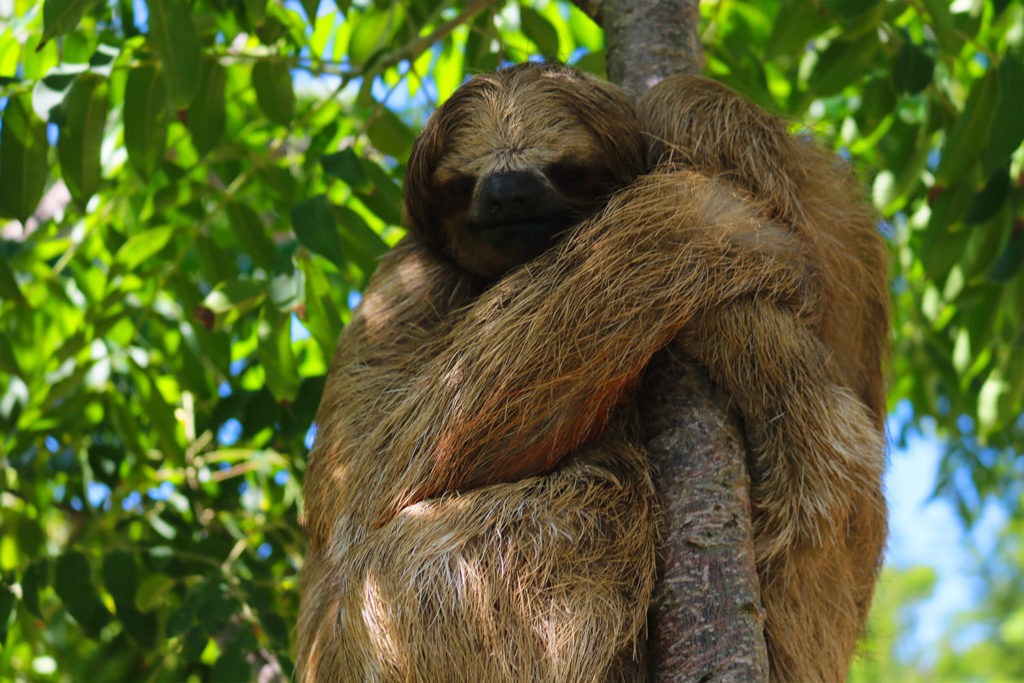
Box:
[305,169,811,541]
[358,171,820,517]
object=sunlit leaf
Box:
[115,226,176,269]
[41,0,99,43]
[135,573,175,612]
[203,278,266,314]
[348,7,401,65]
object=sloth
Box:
[297,62,889,682]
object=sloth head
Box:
[404,62,646,280]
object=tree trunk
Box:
[573,2,770,679]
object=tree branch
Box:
[603,0,705,96]
[573,1,770,678]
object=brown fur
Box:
[297,63,889,682]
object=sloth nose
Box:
[478,171,546,223]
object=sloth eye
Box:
[546,161,593,196]
[441,174,476,200]
[438,174,476,212]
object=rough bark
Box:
[572,1,770,679]
[640,347,768,681]
[575,0,705,96]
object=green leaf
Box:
[102,550,140,609]
[166,603,196,637]
[21,561,48,619]
[302,264,342,355]
[134,573,175,612]
[854,75,896,135]
[822,0,884,38]
[568,4,602,51]
[981,56,1024,175]
[0,584,13,644]
[332,204,388,271]
[965,167,1009,226]
[573,49,606,78]
[349,7,401,65]
[920,0,962,54]
[893,40,934,94]
[807,33,879,96]
[820,0,881,19]
[183,626,209,662]
[119,604,159,649]
[147,0,201,109]
[291,194,344,268]
[301,0,320,22]
[252,58,295,127]
[123,64,168,178]
[55,551,113,637]
[42,0,99,43]
[202,278,266,314]
[520,6,559,57]
[243,0,266,26]
[366,108,414,159]
[257,309,298,400]
[115,226,176,269]
[0,93,49,223]
[33,64,88,120]
[765,0,830,60]
[56,73,109,206]
[935,69,1000,186]
[211,640,250,682]
[268,264,303,311]
[187,57,226,156]
[320,148,369,189]
[989,225,1024,283]
[226,202,277,270]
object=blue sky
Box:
[885,400,1006,658]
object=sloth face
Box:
[405,62,646,280]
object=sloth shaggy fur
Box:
[297,62,889,682]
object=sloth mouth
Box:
[471,214,577,249]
